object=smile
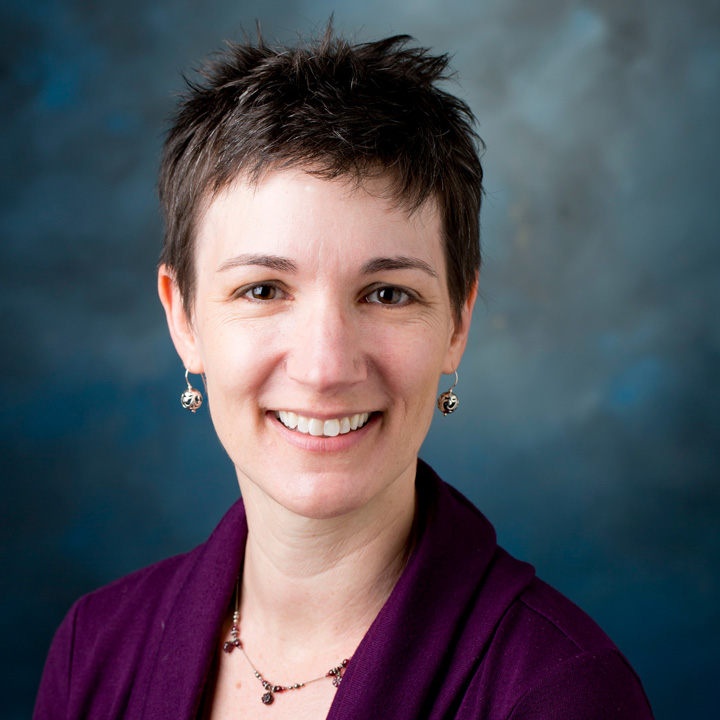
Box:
[274,411,372,437]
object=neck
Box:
[236,462,417,658]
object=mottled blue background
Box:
[2,1,719,718]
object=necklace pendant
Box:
[261,691,274,705]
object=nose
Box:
[285,294,367,393]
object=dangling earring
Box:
[437,370,459,416]
[181,368,203,413]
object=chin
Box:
[238,462,400,521]
[276,471,380,520]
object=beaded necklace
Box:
[222,577,350,705]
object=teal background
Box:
[3,1,719,718]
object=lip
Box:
[267,410,380,452]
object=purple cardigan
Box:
[34,461,653,719]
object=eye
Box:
[239,284,284,301]
[364,286,412,305]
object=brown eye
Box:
[246,285,277,300]
[365,287,411,305]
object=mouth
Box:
[274,410,373,437]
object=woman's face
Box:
[161,169,475,519]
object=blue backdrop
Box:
[3,1,719,718]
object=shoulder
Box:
[416,462,653,718]
[466,571,654,718]
[34,496,248,720]
[498,575,620,661]
[505,646,652,719]
[69,550,196,631]
[55,549,199,668]
[57,492,248,642]
[33,551,198,720]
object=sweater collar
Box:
[140,495,247,719]
[141,460,534,719]
[329,460,534,719]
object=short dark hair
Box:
[158,27,484,325]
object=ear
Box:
[442,277,478,375]
[158,265,204,373]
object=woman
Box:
[34,30,653,719]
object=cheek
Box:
[374,322,449,403]
[197,319,278,406]
[198,322,283,467]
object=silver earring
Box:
[437,370,459,416]
[181,368,203,413]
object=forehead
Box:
[195,169,444,270]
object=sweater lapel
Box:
[329,461,535,720]
[140,498,248,719]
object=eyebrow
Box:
[216,254,298,273]
[362,256,438,278]
[216,253,438,278]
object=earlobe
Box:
[157,265,204,373]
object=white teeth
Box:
[275,411,372,437]
[308,418,324,436]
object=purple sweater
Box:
[34,461,653,719]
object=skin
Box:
[159,168,476,718]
